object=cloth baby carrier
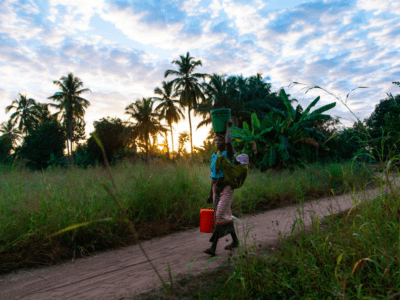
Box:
[215,153,249,189]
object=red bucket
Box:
[200,209,214,233]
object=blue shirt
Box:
[210,150,235,178]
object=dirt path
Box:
[1,174,398,300]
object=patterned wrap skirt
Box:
[210,179,236,242]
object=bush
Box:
[17,121,66,171]
[86,117,126,167]
[0,136,12,164]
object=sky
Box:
[1,0,399,154]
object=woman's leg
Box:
[204,236,219,256]
[214,185,238,250]
[205,182,219,256]
[225,231,239,250]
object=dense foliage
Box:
[16,120,67,170]
[364,93,400,163]
[0,136,12,164]
[231,89,336,170]
[1,55,399,172]
[86,117,127,166]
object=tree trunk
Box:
[145,130,149,163]
[164,130,170,160]
[170,124,174,160]
[66,139,70,160]
[188,100,193,159]
[69,119,74,166]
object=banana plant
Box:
[231,89,336,169]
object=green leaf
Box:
[278,143,290,160]
[300,96,320,120]
[313,114,331,121]
[243,122,251,135]
[261,152,269,166]
[251,113,261,130]
[269,106,286,118]
[280,89,296,119]
[242,135,258,142]
[325,132,339,143]
[259,127,274,136]
[278,118,288,133]
[261,113,273,129]
[335,253,344,281]
[231,126,245,134]
[279,135,290,149]
[269,145,276,167]
[231,132,245,140]
[303,128,326,139]
[303,102,336,122]
[46,218,127,239]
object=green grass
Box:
[134,174,400,300]
[0,158,376,274]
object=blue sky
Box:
[1,0,399,152]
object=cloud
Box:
[15,0,40,15]
[1,0,400,145]
[0,0,43,41]
[98,1,234,50]
[356,0,400,17]
[222,0,269,36]
[47,0,105,33]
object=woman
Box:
[204,119,239,256]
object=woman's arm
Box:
[225,120,234,161]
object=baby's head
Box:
[235,153,249,165]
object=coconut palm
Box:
[124,97,169,160]
[5,93,39,136]
[47,73,91,165]
[0,120,22,148]
[177,131,190,157]
[164,52,208,158]
[196,74,246,130]
[153,81,186,160]
[194,73,269,133]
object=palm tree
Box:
[124,97,169,160]
[47,73,91,165]
[164,52,208,158]
[0,120,22,148]
[5,93,39,136]
[153,81,186,160]
[196,73,246,129]
[177,131,190,157]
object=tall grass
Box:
[0,158,375,259]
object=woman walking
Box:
[204,120,239,256]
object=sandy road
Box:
[1,174,397,300]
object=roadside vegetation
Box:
[0,156,376,274]
[134,171,399,300]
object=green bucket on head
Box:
[211,108,231,133]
